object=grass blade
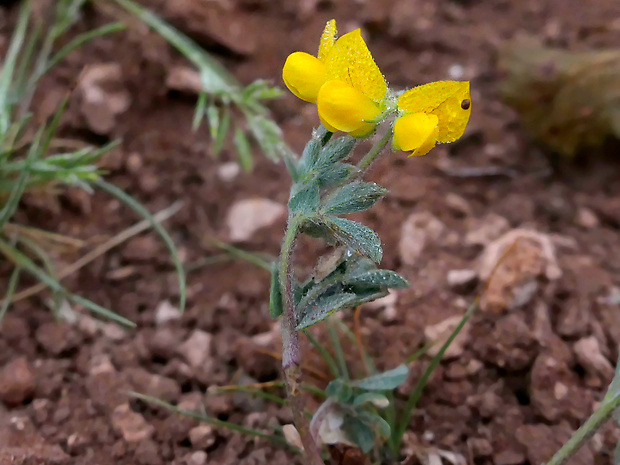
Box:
[393,301,477,452]
[303,329,341,379]
[93,179,186,312]
[0,0,31,133]
[0,237,135,327]
[0,126,44,232]
[43,22,125,76]
[205,237,273,272]
[326,318,349,381]
[0,267,21,323]
[130,392,297,451]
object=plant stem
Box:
[545,392,620,465]
[278,213,325,465]
[356,127,393,173]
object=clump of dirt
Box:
[1,0,620,464]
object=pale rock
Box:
[165,66,202,94]
[573,336,614,386]
[78,63,130,135]
[447,269,478,291]
[424,315,470,358]
[154,300,181,326]
[399,211,445,265]
[188,424,216,449]
[444,192,471,216]
[363,290,399,322]
[217,162,241,182]
[186,451,208,465]
[111,404,154,443]
[0,357,36,406]
[226,198,285,242]
[176,330,213,368]
[575,207,599,229]
[465,214,510,246]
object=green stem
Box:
[355,127,393,173]
[278,213,325,465]
[545,392,620,465]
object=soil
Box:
[1,0,620,464]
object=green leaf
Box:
[359,411,391,439]
[346,269,409,289]
[317,163,358,189]
[324,217,383,263]
[354,364,409,391]
[233,128,253,172]
[289,179,320,214]
[315,135,356,167]
[206,103,220,139]
[342,415,376,453]
[322,181,387,215]
[269,261,282,318]
[213,106,231,156]
[296,292,357,330]
[0,267,21,323]
[325,378,353,403]
[353,392,390,409]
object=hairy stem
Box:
[279,214,325,465]
[545,392,620,465]
[356,127,393,173]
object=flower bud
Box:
[282,52,326,103]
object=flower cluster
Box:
[282,20,472,156]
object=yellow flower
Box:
[282,20,337,103]
[393,81,472,156]
[283,21,387,137]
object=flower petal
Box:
[317,80,381,133]
[324,29,387,104]
[282,52,326,102]
[397,81,471,143]
[393,112,439,156]
[318,19,337,62]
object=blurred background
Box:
[1,1,620,464]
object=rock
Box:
[493,449,525,465]
[532,303,572,363]
[399,211,446,265]
[515,423,593,465]
[123,235,160,261]
[188,424,216,449]
[166,66,202,94]
[177,330,213,369]
[149,327,183,360]
[226,199,285,242]
[78,63,130,135]
[217,162,241,182]
[573,336,614,387]
[465,214,510,247]
[478,229,561,312]
[557,303,590,338]
[530,354,593,422]
[124,368,180,403]
[575,207,599,228]
[0,358,36,406]
[447,269,478,292]
[35,322,80,355]
[424,315,470,359]
[154,300,181,326]
[134,439,162,465]
[165,1,257,55]
[111,404,155,443]
[468,437,492,458]
[470,314,537,371]
[185,451,208,465]
[444,193,471,217]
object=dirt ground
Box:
[1,0,620,464]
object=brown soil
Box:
[2,1,620,464]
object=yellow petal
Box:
[393,112,439,156]
[398,81,471,143]
[318,19,337,62]
[282,52,326,103]
[317,80,381,133]
[349,123,376,138]
[324,29,387,103]
[319,113,338,133]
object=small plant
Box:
[106,0,292,172]
[272,20,472,464]
[0,0,184,324]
